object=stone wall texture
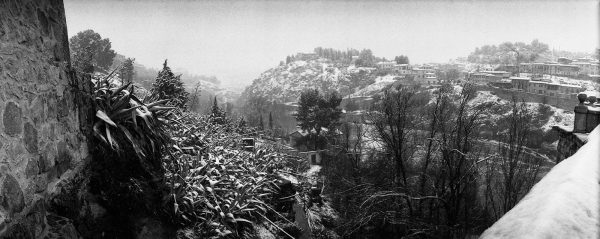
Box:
[0,0,91,238]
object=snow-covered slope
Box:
[470,91,574,132]
[348,75,396,98]
[242,59,353,103]
[480,125,600,239]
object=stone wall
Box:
[553,126,588,163]
[0,0,91,238]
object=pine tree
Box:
[295,89,343,149]
[69,29,116,73]
[268,112,273,130]
[210,96,226,124]
[211,96,220,115]
[120,58,135,85]
[259,114,264,130]
[151,59,189,109]
[238,117,247,128]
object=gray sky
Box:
[64,0,599,88]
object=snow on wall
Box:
[480,125,600,239]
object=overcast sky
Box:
[64,0,599,88]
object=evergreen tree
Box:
[259,114,264,130]
[238,117,247,128]
[295,89,342,149]
[210,96,227,124]
[357,49,375,67]
[212,96,220,115]
[394,55,410,64]
[268,112,273,130]
[69,29,117,73]
[120,58,135,84]
[151,59,189,109]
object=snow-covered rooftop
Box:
[480,125,600,239]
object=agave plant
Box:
[162,112,306,238]
[92,68,174,160]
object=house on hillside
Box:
[413,66,438,85]
[519,61,594,78]
[376,61,397,73]
[296,52,318,61]
[394,64,411,75]
[288,127,344,150]
[510,77,530,91]
[510,77,584,99]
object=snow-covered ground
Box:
[480,126,599,239]
[469,91,574,131]
[541,106,574,131]
[305,165,322,178]
[243,59,351,103]
[347,75,396,98]
[468,90,505,107]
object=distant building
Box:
[510,77,530,91]
[571,61,600,76]
[288,127,343,150]
[296,52,319,61]
[301,150,324,165]
[375,61,397,72]
[510,77,584,99]
[557,57,573,64]
[413,65,438,85]
[375,61,413,76]
[469,70,510,85]
[519,60,598,78]
[394,64,411,75]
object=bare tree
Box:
[484,97,544,220]
[188,82,202,112]
[432,83,488,236]
[369,85,422,190]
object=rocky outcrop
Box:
[0,0,92,238]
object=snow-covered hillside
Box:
[348,75,396,98]
[242,59,355,103]
[187,79,241,103]
[470,91,574,132]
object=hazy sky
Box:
[64,0,599,88]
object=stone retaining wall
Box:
[0,0,91,237]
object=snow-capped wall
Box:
[480,125,600,239]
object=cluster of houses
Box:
[375,61,439,85]
[510,77,585,99]
[495,57,600,79]
[464,57,600,100]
